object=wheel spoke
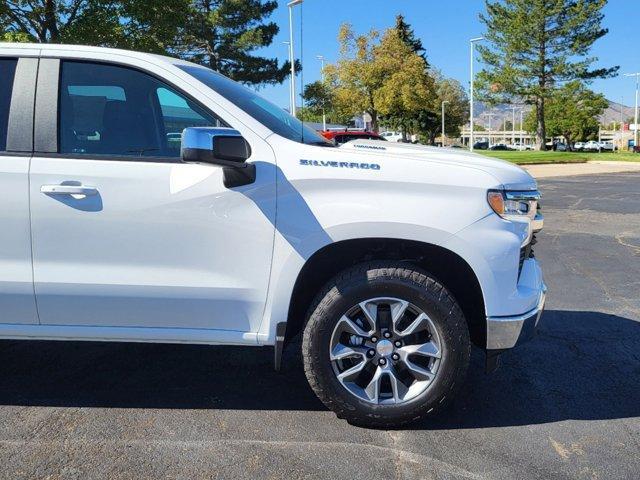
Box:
[336,315,372,338]
[364,366,384,403]
[390,299,410,324]
[358,301,378,331]
[388,369,409,403]
[396,312,430,337]
[330,343,367,361]
[337,359,367,382]
[398,341,441,359]
[403,360,435,382]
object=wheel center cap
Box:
[376,339,394,357]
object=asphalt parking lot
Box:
[1,172,639,480]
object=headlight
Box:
[487,190,540,221]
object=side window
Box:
[59,61,226,158]
[156,87,226,156]
[0,58,18,152]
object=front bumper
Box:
[486,281,547,350]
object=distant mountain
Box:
[600,100,635,125]
[473,100,635,128]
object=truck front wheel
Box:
[302,262,470,427]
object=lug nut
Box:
[383,331,392,339]
[394,341,402,348]
[367,349,375,357]
[378,358,387,366]
[392,353,400,361]
[370,336,378,343]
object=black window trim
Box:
[34,56,233,164]
[5,56,36,153]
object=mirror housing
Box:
[181,127,255,188]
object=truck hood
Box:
[340,140,538,191]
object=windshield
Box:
[178,65,332,147]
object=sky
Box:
[253,0,640,110]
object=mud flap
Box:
[485,349,505,373]
[274,322,287,371]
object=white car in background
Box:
[584,140,601,152]
[573,142,585,151]
[510,143,531,151]
[599,141,615,151]
[380,131,404,142]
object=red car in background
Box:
[320,130,387,145]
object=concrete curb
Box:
[522,161,640,179]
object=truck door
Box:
[0,55,39,325]
[28,57,276,335]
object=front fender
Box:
[257,222,481,344]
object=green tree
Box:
[0,0,188,52]
[524,81,607,146]
[174,0,294,86]
[478,0,618,150]
[394,14,427,65]
[324,25,384,132]
[295,106,325,124]
[301,80,352,126]
[415,73,468,145]
[374,28,435,135]
[382,14,432,140]
[1,0,295,87]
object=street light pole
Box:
[469,37,484,151]
[481,112,493,145]
[287,0,303,117]
[625,73,640,150]
[316,55,326,131]
[441,100,449,147]
[511,106,517,146]
[520,109,524,146]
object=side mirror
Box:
[181,127,255,188]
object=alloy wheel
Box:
[329,297,443,405]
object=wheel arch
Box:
[284,238,487,349]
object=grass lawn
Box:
[480,150,640,165]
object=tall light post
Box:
[511,105,517,146]
[316,55,326,131]
[441,100,449,147]
[520,109,524,146]
[469,36,484,151]
[624,73,640,149]
[287,0,303,117]
[481,111,494,145]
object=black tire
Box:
[302,262,470,428]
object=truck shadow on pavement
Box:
[0,309,638,429]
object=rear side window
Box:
[0,58,18,152]
[59,61,226,158]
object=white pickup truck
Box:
[0,44,545,427]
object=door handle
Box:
[41,184,98,196]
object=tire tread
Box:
[301,261,470,428]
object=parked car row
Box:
[320,132,617,153]
[574,141,615,151]
[472,142,526,151]
[473,140,617,152]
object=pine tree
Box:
[0,0,188,52]
[175,0,294,86]
[478,0,618,150]
[394,14,428,66]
